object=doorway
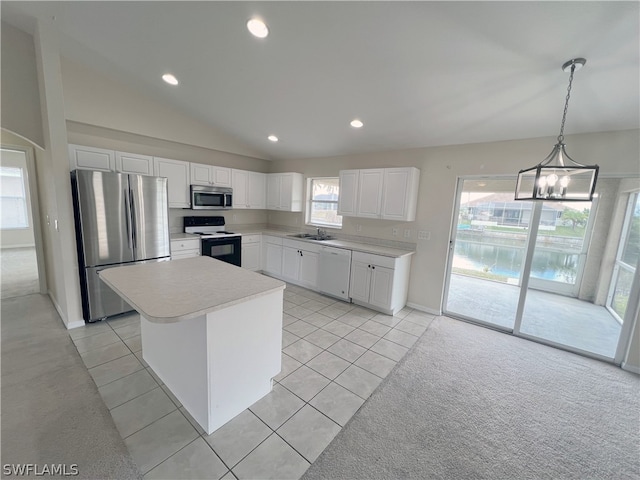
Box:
[0,147,42,299]
[444,177,623,360]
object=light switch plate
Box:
[404,229,411,238]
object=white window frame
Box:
[305,177,342,229]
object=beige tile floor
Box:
[70,283,434,480]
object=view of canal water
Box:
[453,231,582,284]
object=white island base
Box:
[141,290,282,435]
[99,257,285,436]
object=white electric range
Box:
[184,216,242,266]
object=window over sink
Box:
[306,177,342,228]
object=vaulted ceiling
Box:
[2,1,639,160]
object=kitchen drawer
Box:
[263,235,283,246]
[171,239,200,253]
[172,250,200,260]
[351,250,396,269]
[242,234,262,244]
[282,238,320,253]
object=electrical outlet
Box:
[392,228,398,236]
[232,214,237,221]
[418,230,431,240]
[404,229,411,238]
[357,224,362,232]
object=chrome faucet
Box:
[317,227,326,239]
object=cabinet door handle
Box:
[368,264,371,268]
[372,266,376,270]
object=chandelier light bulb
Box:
[560,176,570,188]
[547,173,559,187]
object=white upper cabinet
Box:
[338,167,420,221]
[190,163,232,187]
[248,172,266,209]
[380,167,420,221]
[232,170,266,209]
[337,170,359,216]
[231,169,249,208]
[69,144,115,172]
[357,169,384,218]
[153,157,191,208]
[115,152,154,176]
[266,173,303,212]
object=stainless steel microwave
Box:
[190,185,233,210]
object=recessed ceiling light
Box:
[247,18,269,38]
[162,73,179,86]
[268,135,279,142]
[350,119,364,128]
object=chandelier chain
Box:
[557,63,576,143]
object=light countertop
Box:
[169,233,200,241]
[169,227,415,258]
[100,257,285,324]
[230,227,415,258]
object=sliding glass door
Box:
[518,201,622,358]
[444,177,628,361]
[445,179,531,329]
[607,192,639,322]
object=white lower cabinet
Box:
[281,239,319,289]
[171,238,200,260]
[349,251,411,315]
[262,236,283,276]
[241,235,261,271]
[259,234,413,315]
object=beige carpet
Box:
[303,316,640,479]
[1,247,39,299]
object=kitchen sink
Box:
[287,233,333,241]
[307,235,334,241]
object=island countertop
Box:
[100,256,286,324]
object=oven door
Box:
[201,237,242,266]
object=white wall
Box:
[0,21,44,148]
[61,57,270,161]
[0,149,35,248]
[269,129,640,313]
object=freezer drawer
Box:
[84,258,171,322]
[84,265,134,321]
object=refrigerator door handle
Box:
[129,189,137,250]
[124,188,133,251]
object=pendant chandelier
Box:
[515,58,599,202]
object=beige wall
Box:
[61,57,270,161]
[0,149,36,248]
[269,129,640,312]
[1,21,44,148]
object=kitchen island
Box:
[100,256,285,434]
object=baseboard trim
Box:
[621,362,640,375]
[0,243,36,249]
[406,302,441,316]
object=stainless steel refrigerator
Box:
[71,169,171,322]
